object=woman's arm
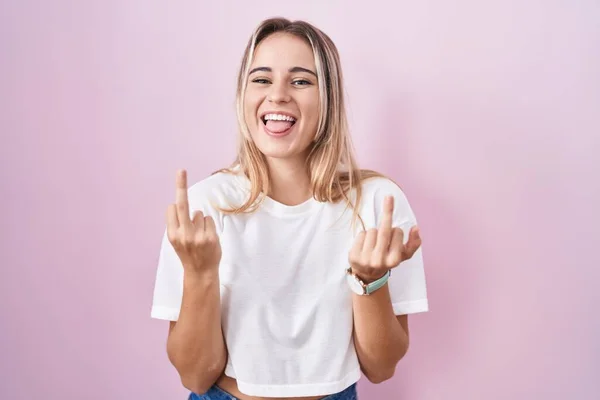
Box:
[351,285,409,383]
[164,170,227,394]
[348,195,422,383]
[166,271,227,394]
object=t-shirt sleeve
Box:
[150,228,185,321]
[369,179,429,315]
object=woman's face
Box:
[243,32,320,161]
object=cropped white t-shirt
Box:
[151,169,429,397]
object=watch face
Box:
[346,273,365,295]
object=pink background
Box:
[2,0,599,399]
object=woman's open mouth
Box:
[261,113,297,137]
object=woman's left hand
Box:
[348,195,422,283]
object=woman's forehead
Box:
[251,33,315,70]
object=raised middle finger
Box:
[175,169,191,227]
[375,196,394,252]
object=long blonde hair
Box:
[217,17,383,225]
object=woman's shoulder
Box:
[187,166,249,211]
[354,171,415,224]
[358,171,407,199]
[188,167,243,192]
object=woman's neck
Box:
[266,157,312,206]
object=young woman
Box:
[151,17,429,400]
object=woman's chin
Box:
[251,141,305,161]
[259,147,297,160]
[249,125,314,161]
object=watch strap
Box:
[364,269,391,295]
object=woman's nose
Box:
[267,81,291,103]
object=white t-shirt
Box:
[151,169,429,397]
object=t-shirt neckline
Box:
[260,194,323,216]
[230,167,324,217]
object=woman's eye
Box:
[250,78,312,86]
[293,79,311,86]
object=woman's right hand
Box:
[166,169,222,277]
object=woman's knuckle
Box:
[167,234,177,246]
[193,233,205,245]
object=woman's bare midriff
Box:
[215,374,327,400]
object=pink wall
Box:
[2,1,599,399]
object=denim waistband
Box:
[189,382,357,400]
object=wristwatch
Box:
[345,267,391,295]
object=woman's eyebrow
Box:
[249,66,317,77]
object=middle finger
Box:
[175,169,191,227]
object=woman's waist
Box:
[212,374,357,400]
[216,375,325,400]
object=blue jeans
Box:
[189,383,358,400]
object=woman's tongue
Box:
[265,120,293,133]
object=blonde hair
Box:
[217,17,384,226]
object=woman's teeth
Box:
[262,114,296,123]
